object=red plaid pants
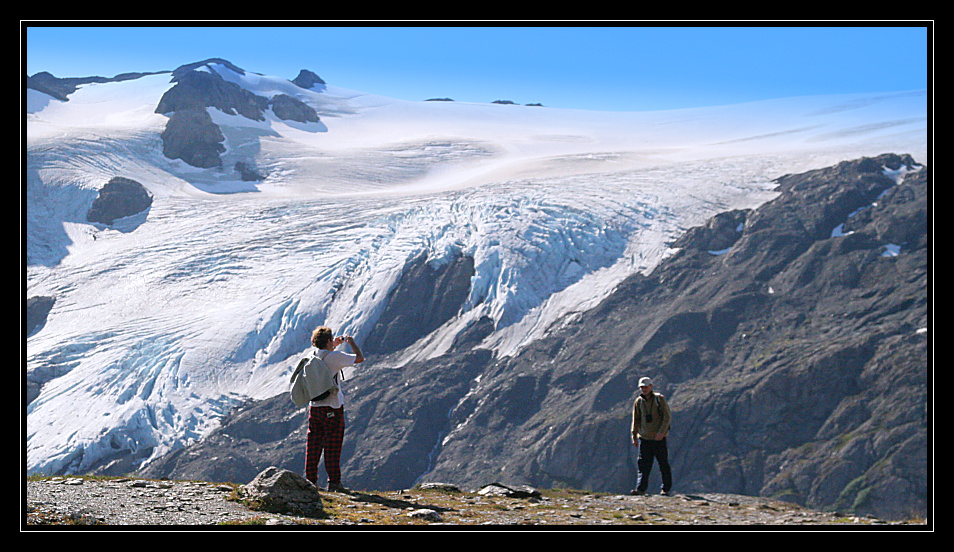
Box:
[305,406,345,486]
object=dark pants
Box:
[305,406,345,486]
[635,437,672,493]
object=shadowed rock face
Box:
[365,253,476,355]
[155,62,257,169]
[269,94,320,123]
[471,153,927,520]
[27,296,55,337]
[156,67,269,121]
[136,154,928,522]
[159,108,226,168]
[86,176,153,225]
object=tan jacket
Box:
[631,392,671,441]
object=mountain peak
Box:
[291,69,325,90]
[155,58,323,169]
[171,58,246,81]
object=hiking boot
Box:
[327,482,350,493]
[630,489,647,496]
[660,490,672,496]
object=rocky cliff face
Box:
[137,154,928,521]
[365,253,476,355]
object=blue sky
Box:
[24,24,931,112]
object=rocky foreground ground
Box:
[25,475,927,529]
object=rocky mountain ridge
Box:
[134,153,930,522]
[28,59,324,174]
[154,58,322,169]
[27,58,540,175]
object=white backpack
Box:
[289,350,338,407]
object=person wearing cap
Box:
[630,377,673,496]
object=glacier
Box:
[25,61,928,476]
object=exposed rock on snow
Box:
[86,176,153,226]
[269,93,320,123]
[157,60,268,121]
[26,70,168,101]
[26,295,55,338]
[160,107,226,168]
[291,69,326,90]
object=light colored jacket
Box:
[631,392,671,441]
[289,350,338,408]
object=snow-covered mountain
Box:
[25,59,927,477]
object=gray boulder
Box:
[477,483,541,499]
[241,466,324,518]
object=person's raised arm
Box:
[345,336,364,364]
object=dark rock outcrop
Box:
[155,60,260,168]
[365,253,475,355]
[155,60,319,168]
[26,295,55,337]
[86,177,153,225]
[27,72,87,102]
[30,60,323,171]
[160,108,226,168]
[26,296,56,402]
[291,69,325,90]
[234,161,265,182]
[156,65,268,121]
[437,152,926,520]
[269,94,319,124]
[27,70,168,102]
[671,209,747,253]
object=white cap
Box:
[638,377,653,387]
